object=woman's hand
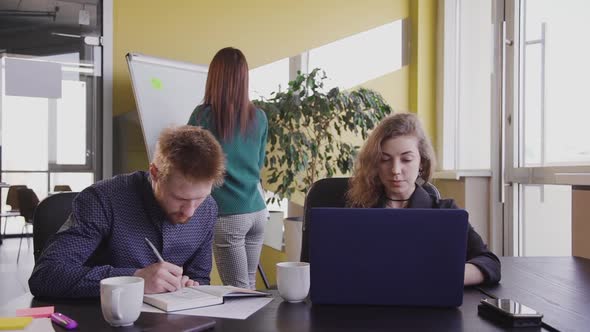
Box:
[464,263,485,286]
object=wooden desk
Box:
[479,256,590,332]
[0,289,516,331]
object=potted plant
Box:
[253,69,393,261]
[253,68,393,205]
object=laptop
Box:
[309,208,469,307]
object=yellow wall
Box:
[112,0,415,174]
[409,0,438,147]
[114,0,410,119]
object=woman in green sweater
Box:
[188,47,268,289]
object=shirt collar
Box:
[407,185,435,208]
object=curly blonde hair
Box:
[346,113,436,207]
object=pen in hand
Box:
[144,237,165,262]
[144,237,190,290]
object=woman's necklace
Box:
[385,197,410,202]
[385,197,410,208]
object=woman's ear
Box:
[416,165,425,186]
[415,176,425,186]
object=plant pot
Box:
[263,211,284,251]
[283,216,303,262]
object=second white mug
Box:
[276,262,310,303]
[100,276,144,327]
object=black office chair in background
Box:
[300,177,441,263]
[6,185,27,211]
[53,185,72,192]
[16,188,39,263]
[32,192,78,262]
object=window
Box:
[249,57,289,100]
[439,0,493,170]
[519,184,571,256]
[55,80,88,165]
[307,20,404,90]
[519,0,590,166]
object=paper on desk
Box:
[3,318,55,332]
[142,296,274,320]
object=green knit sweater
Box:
[188,105,268,215]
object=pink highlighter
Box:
[50,312,78,330]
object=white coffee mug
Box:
[276,262,310,303]
[100,276,144,327]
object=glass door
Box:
[0,50,101,235]
[504,0,590,256]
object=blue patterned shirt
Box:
[29,171,217,298]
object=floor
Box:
[0,238,35,307]
[1,214,29,236]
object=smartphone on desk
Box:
[478,298,543,327]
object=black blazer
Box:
[377,185,501,285]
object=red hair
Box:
[153,125,225,186]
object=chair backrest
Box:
[6,185,27,211]
[53,185,72,192]
[300,177,442,262]
[422,181,441,201]
[17,188,39,222]
[301,177,350,262]
[32,192,78,262]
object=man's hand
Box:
[134,262,186,293]
[181,275,199,288]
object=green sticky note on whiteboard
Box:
[151,77,162,90]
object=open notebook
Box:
[143,285,269,312]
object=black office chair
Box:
[300,177,441,262]
[53,185,72,192]
[6,185,27,211]
[32,192,78,262]
[300,178,350,263]
[16,188,39,263]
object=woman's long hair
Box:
[203,47,256,141]
[346,113,436,207]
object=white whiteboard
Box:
[126,53,208,161]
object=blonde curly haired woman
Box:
[347,113,500,286]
